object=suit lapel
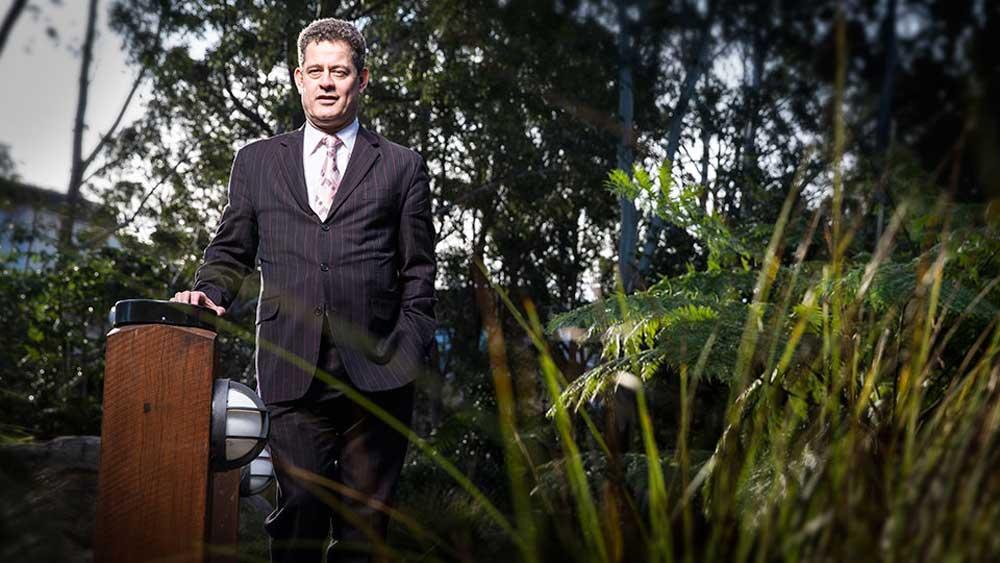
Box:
[276,127,315,219]
[326,125,380,221]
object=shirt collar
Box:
[304,117,359,155]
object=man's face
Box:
[294,40,369,132]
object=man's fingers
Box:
[195,293,227,316]
[170,290,193,304]
[169,291,226,316]
[199,295,226,316]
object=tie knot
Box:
[323,135,343,150]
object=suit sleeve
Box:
[192,151,258,310]
[396,153,437,354]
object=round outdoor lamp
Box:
[211,378,270,471]
[240,447,275,496]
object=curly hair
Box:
[297,18,366,71]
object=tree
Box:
[634,3,714,282]
[0,143,16,179]
[58,0,150,253]
[58,0,99,251]
[616,0,638,292]
[874,0,897,241]
[0,0,28,58]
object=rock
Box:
[0,436,100,563]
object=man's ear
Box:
[359,67,370,93]
[293,67,304,93]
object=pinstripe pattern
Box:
[193,125,437,403]
[264,375,414,561]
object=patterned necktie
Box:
[315,134,343,220]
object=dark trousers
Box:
[264,315,414,563]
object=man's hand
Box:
[171,291,226,316]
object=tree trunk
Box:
[281,1,316,133]
[611,3,644,538]
[876,0,897,155]
[616,0,638,293]
[59,0,99,252]
[317,0,341,17]
[0,0,28,59]
[736,31,766,219]
[874,0,897,241]
[635,23,712,281]
[699,116,711,209]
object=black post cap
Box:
[110,299,219,331]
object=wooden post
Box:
[94,305,240,562]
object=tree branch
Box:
[635,8,714,281]
[79,67,147,175]
[0,0,28,59]
[82,146,191,248]
[225,78,274,137]
[80,151,130,186]
[368,87,423,104]
[60,0,100,252]
[435,167,557,216]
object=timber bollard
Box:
[94,299,269,563]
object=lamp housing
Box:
[240,447,275,496]
[210,379,269,471]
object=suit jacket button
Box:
[321,225,330,231]
[314,307,323,317]
[320,263,329,272]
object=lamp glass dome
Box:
[225,387,264,461]
[210,379,269,471]
[241,448,274,496]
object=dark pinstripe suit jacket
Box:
[192,124,436,403]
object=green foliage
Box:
[0,246,256,440]
[550,218,998,414]
[0,249,155,438]
[607,160,753,272]
[545,149,1000,557]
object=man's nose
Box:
[319,70,336,88]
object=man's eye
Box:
[308,69,321,77]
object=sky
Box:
[0,0,145,192]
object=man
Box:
[171,18,436,563]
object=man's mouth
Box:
[317,96,339,103]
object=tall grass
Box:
[376,12,1000,562]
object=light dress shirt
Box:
[303,117,359,220]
